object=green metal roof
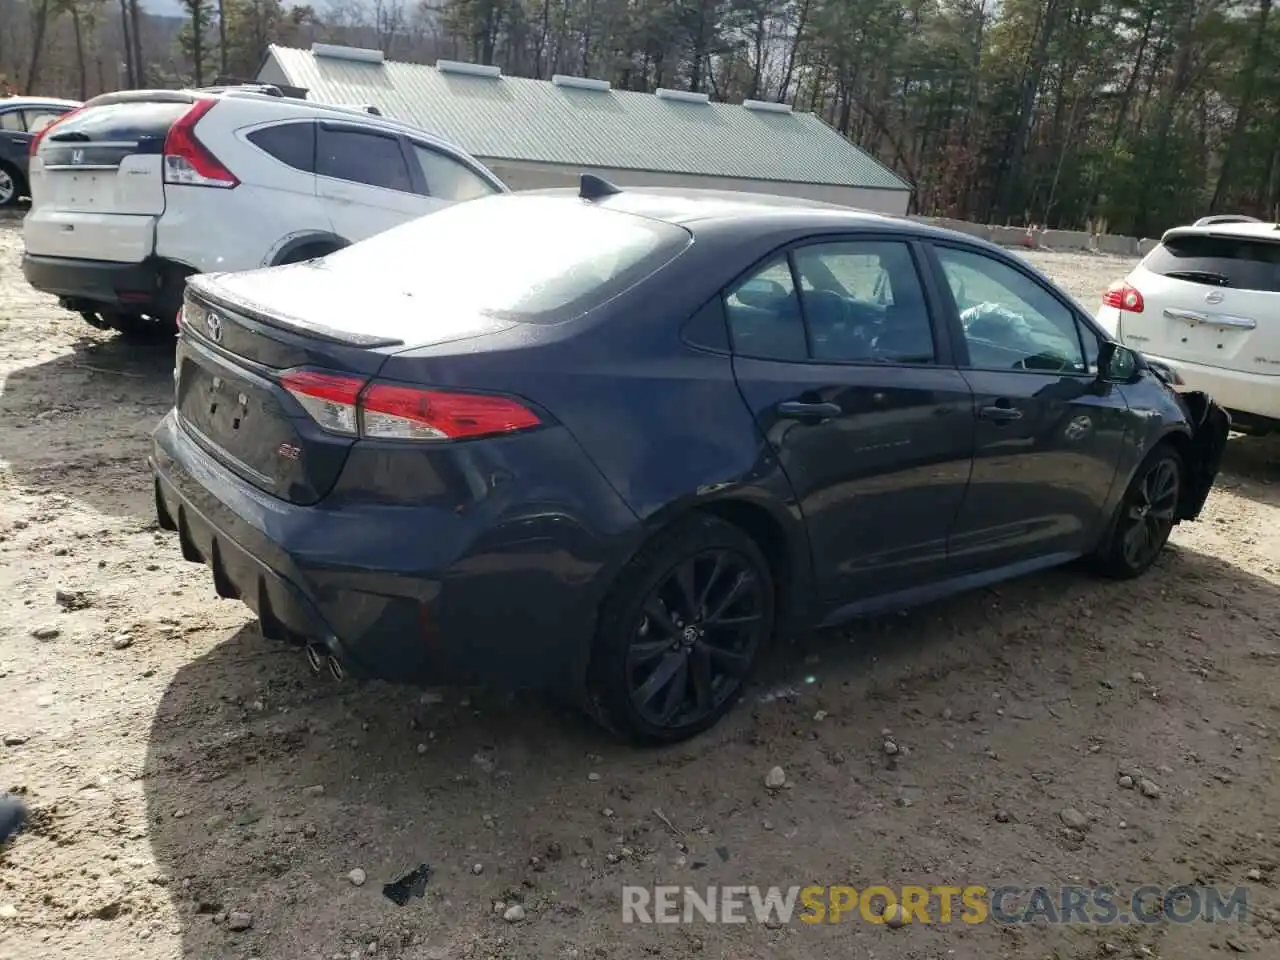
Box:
[262,45,911,192]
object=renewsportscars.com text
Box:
[621,884,1249,925]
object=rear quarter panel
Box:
[375,222,822,618]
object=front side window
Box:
[792,240,935,363]
[24,109,67,133]
[412,145,498,201]
[317,127,413,193]
[936,246,1087,374]
[724,258,807,361]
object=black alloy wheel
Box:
[1094,446,1183,579]
[588,516,775,743]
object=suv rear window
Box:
[325,194,691,322]
[46,100,190,144]
[1144,233,1280,293]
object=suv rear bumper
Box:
[1143,352,1280,423]
[22,253,177,318]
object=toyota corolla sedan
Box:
[150,177,1230,743]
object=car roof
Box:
[0,96,80,109]
[1162,220,1280,243]
[79,87,479,160]
[517,183,1019,256]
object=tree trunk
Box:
[217,0,227,76]
[24,0,53,92]
[129,0,144,86]
[119,0,135,87]
[72,4,87,99]
[1210,0,1272,211]
[995,0,1062,220]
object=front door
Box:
[727,236,975,602]
[928,242,1131,573]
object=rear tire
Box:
[1090,444,1183,580]
[584,515,776,744]
[0,162,25,207]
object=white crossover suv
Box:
[21,85,508,337]
[1095,216,1280,434]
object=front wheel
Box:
[1091,446,1183,579]
[585,516,776,744]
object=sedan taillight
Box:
[280,369,541,442]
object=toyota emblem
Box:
[1205,290,1225,305]
[206,311,223,342]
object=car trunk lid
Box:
[1119,229,1280,373]
[174,266,518,504]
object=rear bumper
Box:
[150,410,628,693]
[22,253,175,317]
[1142,352,1280,423]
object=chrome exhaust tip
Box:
[327,655,345,681]
[304,644,325,674]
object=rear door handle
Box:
[978,404,1022,423]
[777,400,842,421]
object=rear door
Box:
[315,124,440,242]
[25,98,185,262]
[727,234,975,603]
[1120,230,1280,372]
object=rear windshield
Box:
[323,194,692,322]
[46,100,190,144]
[1144,233,1280,293]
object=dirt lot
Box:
[1,213,1279,960]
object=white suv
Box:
[1095,217,1280,434]
[21,86,508,337]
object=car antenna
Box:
[579,173,622,201]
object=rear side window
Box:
[0,111,23,132]
[323,194,691,322]
[317,127,413,193]
[1144,234,1280,293]
[411,144,498,201]
[248,122,315,173]
[46,100,190,144]
[25,109,68,133]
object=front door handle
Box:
[777,400,842,422]
[978,403,1022,423]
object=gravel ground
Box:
[1,215,1279,960]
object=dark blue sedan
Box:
[150,177,1230,743]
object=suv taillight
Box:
[1101,280,1144,313]
[279,369,542,442]
[29,106,82,157]
[163,98,238,188]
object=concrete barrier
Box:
[906,214,1151,258]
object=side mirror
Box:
[1096,340,1138,383]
